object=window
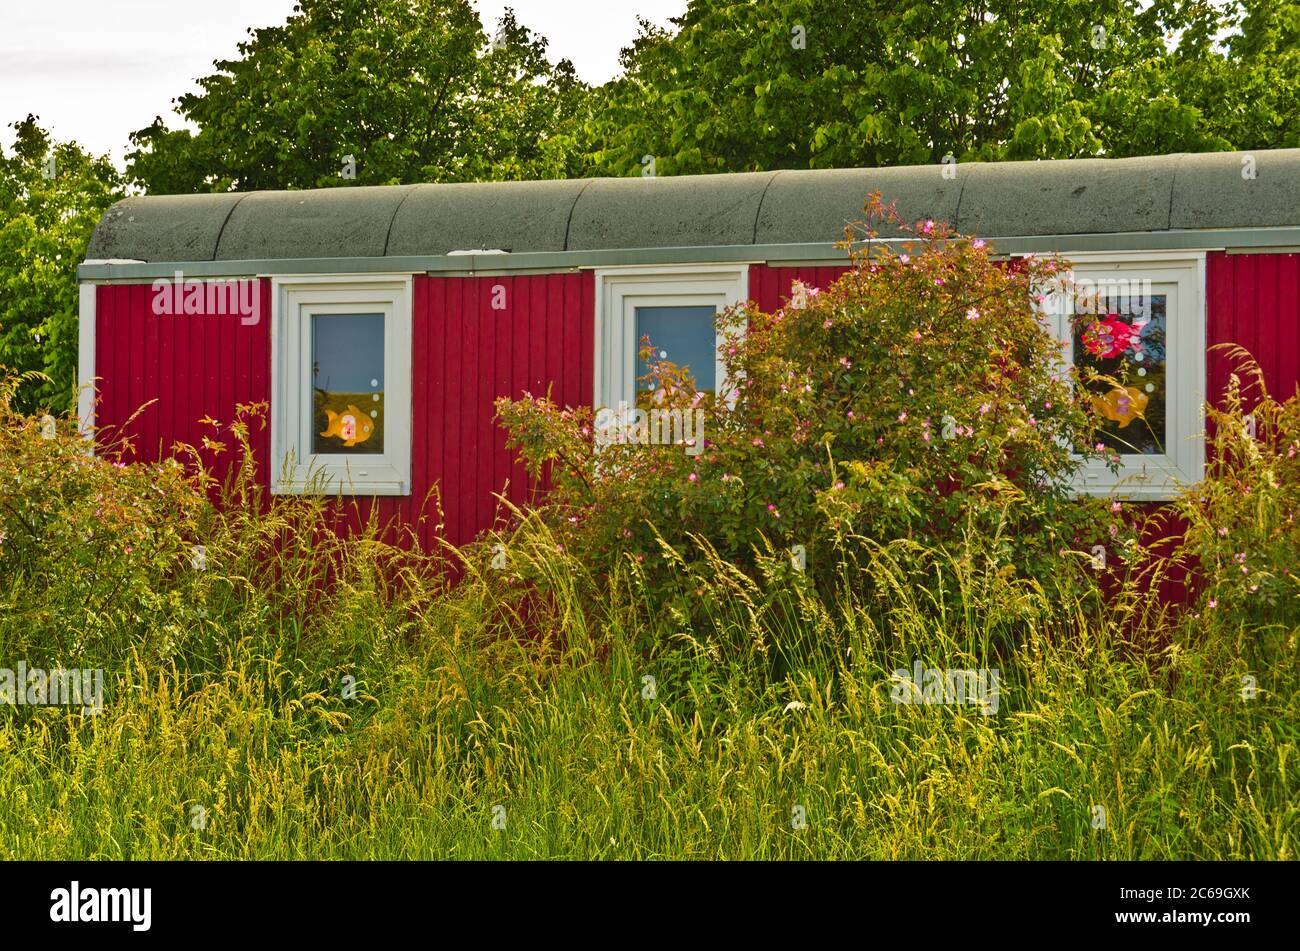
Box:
[271,277,411,494]
[594,265,749,412]
[1039,252,1206,500]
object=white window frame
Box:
[593,264,750,412]
[270,275,412,495]
[1035,250,1208,501]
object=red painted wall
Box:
[93,273,594,553]
[412,273,593,551]
[749,264,851,312]
[753,254,1300,405]
[94,282,272,488]
[1207,252,1300,406]
[86,255,1300,563]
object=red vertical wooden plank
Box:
[143,284,161,460]
[1234,254,1257,399]
[1209,254,1224,406]
[767,267,781,308]
[249,280,267,488]
[202,286,220,472]
[128,284,147,461]
[478,277,496,538]
[444,279,464,546]
[761,264,779,312]
[375,497,394,545]
[93,286,111,442]
[561,272,581,410]
[530,275,549,502]
[493,276,513,522]
[117,285,132,446]
[117,286,131,454]
[513,275,533,505]
[1255,254,1278,402]
[219,294,237,486]
[237,284,253,433]
[125,284,138,444]
[427,278,446,552]
[579,269,595,407]
[747,265,763,307]
[174,291,190,458]
[189,297,206,459]
[109,286,124,445]
[409,276,428,544]
[158,292,175,461]
[749,263,765,309]
[530,274,547,397]
[1280,255,1300,401]
[92,285,108,433]
[1207,253,1233,408]
[546,272,564,407]
[462,279,482,545]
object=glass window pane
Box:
[1073,291,1167,455]
[311,313,384,455]
[635,305,717,396]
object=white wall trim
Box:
[77,282,96,448]
[593,263,750,413]
[1035,251,1207,501]
[269,275,413,495]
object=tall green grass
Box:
[0,388,1295,859]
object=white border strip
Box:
[77,281,96,447]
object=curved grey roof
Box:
[87,149,1300,264]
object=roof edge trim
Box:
[75,226,1300,281]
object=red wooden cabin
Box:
[79,150,1300,568]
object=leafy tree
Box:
[0,116,122,414]
[126,0,594,192]
[585,0,1298,177]
[1151,0,1300,152]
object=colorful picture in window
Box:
[634,305,717,406]
[311,313,385,455]
[1072,291,1166,455]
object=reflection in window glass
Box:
[635,305,717,400]
[311,313,384,455]
[1073,292,1166,455]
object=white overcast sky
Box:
[0,0,688,166]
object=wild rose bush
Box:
[496,199,1120,615]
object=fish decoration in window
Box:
[1091,385,1149,428]
[320,405,375,447]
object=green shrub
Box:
[496,200,1121,652]
[1173,346,1300,656]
